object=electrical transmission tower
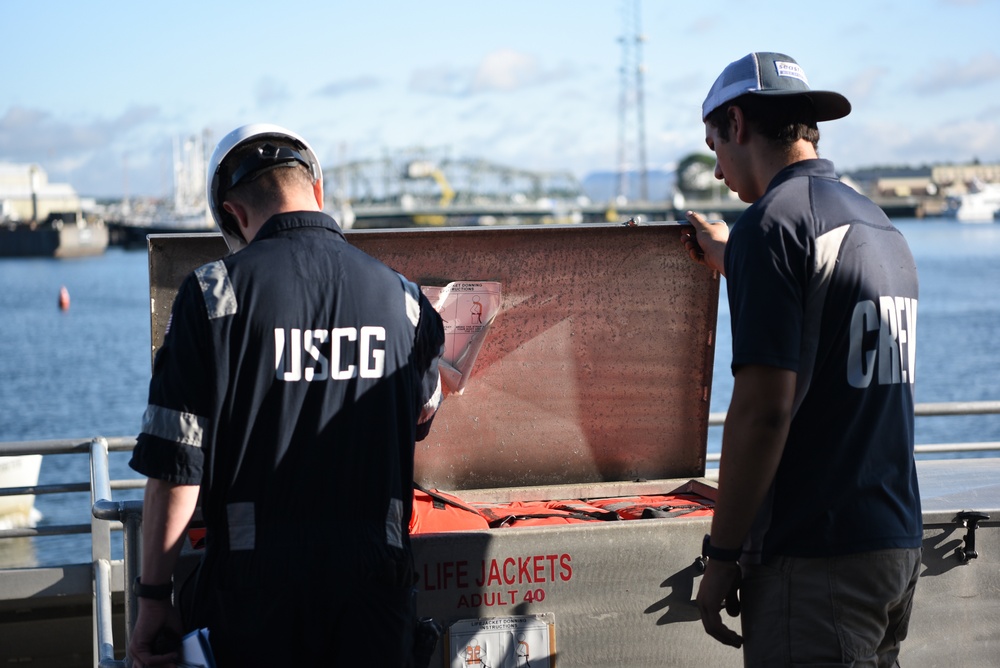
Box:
[616,0,649,203]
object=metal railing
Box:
[0,436,143,539]
[704,400,1000,465]
[0,400,997,667]
[91,437,143,668]
[0,436,143,667]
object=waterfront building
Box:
[0,162,82,223]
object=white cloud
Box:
[0,106,159,159]
[255,77,290,107]
[410,49,573,97]
[829,114,1000,170]
[912,52,1000,95]
[409,64,471,96]
[471,49,543,93]
[316,76,381,98]
[840,66,888,105]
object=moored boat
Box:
[943,181,1000,222]
[0,454,42,529]
[0,216,109,258]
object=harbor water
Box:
[1,220,999,568]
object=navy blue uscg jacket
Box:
[725,160,921,560]
[130,211,444,576]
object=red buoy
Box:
[58,286,70,311]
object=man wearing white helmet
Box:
[129,123,445,666]
[682,53,921,666]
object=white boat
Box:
[0,454,42,529]
[943,181,1000,222]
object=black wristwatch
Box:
[702,533,742,562]
[133,576,173,600]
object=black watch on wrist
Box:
[702,533,742,562]
[133,576,173,600]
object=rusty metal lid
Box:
[148,222,719,490]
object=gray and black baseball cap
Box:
[702,52,851,122]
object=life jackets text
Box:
[422,554,573,591]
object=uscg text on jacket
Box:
[274,326,387,381]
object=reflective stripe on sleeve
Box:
[141,404,207,448]
[385,497,404,549]
[397,273,421,328]
[195,260,238,320]
[419,373,443,426]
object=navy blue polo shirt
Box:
[725,159,922,559]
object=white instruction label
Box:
[448,614,554,668]
[421,281,502,394]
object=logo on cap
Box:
[774,61,808,85]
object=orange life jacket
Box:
[586,493,714,520]
[476,499,618,528]
[410,485,491,534]
[185,488,716,544]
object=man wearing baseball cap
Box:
[682,53,922,666]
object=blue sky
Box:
[2,0,998,198]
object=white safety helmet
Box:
[206,123,322,252]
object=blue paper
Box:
[179,627,216,668]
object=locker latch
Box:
[954,510,990,563]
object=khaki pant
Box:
[741,548,921,668]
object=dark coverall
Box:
[130,211,445,666]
